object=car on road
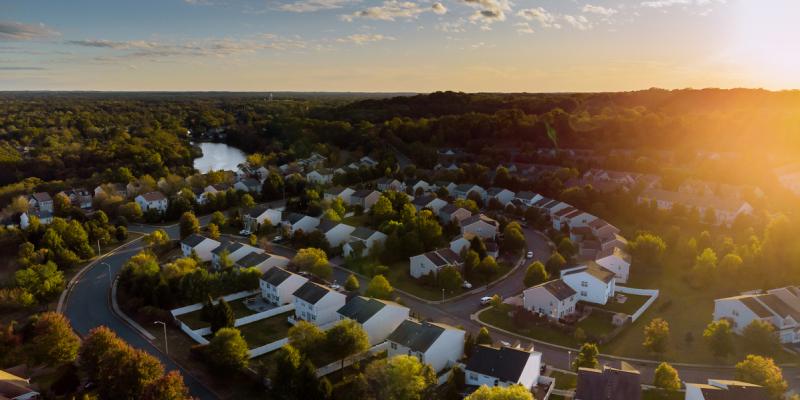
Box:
[273,235,284,242]
[239,229,251,235]
[501,341,511,347]
[480,296,493,305]
[462,281,473,289]
[526,251,534,259]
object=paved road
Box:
[63,239,218,400]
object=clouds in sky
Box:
[0,21,59,41]
[280,0,357,13]
[336,33,395,44]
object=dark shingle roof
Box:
[563,263,615,284]
[140,191,166,202]
[540,279,577,301]
[575,366,641,400]
[516,191,537,201]
[246,204,271,218]
[283,212,307,224]
[317,219,339,233]
[212,241,244,255]
[261,267,293,285]
[352,189,378,199]
[412,195,437,206]
[337,297,387,323]
[465,346,533,383]
[351,226,377,240]
[293,281,332,304]
[236,252,271,268]
[182,233,209,247]
[758,294,800,321]
[387,320,445,353]
[31,192,52,202]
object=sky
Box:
[1,0,799,92]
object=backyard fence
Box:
[249,338,289,358]
[616,286,660,322]
[170,289,260,317]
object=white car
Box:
[526,251,534,259]
[480,296,493,305]
[239,229,251,235]
[462,281,473,289]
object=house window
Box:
[581,291,587,297]
[391,343,397,350]
[732,310,739,317]
[469,373,478,381]
[581,281,588,287]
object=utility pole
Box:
[154,321,169,355]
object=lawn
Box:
[594,293,652,315]
[577,312,617,337]
[237,311,294,348]
[341,213,370,227]
[642,389,683,400]
[178,298,258,330]
[550,370,577,390]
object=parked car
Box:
[273,235,284,242]
[480,296,493,305]
[462,281,473,289]
[239,229,251,235]
[501,341,511,347]
[526,251,534,259]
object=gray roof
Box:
[516,191,537,201]
[283,212,308,224]
[420,248,462,267]
[540,279,576,301]
[261,267,293,285]
[182,233,210,248]
[351,226,377,241]
[317,219,340,233]
[325,186,349,196]
[236,252,271,268]
[758,294,800,322]
[575,366,641,400]
[459,214,499,228]
[412,195,437,206]
[352,189,379,199]
[293,281,332,304]
[387,320,445,353]
[562,263,615,284]
[212,241,244,255]
[337,296,386,323]
[31,192,52,202]
[465,346,533,383]
[246,204,271,218]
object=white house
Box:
[27,192,53,213]
[464,345,542,390]
[552,206,578,230]
[180,234,221,262]
[406,179,431,194]
[281,212,320,235]
[564,210,597,230]
[234,178,261,193]
[449,233,477,255]
[522,279,578,320]
[453,184,488,202]
[684,379,768,400]
[411,195,448,214]
[409,248,463,278]
[94,183,128,199]
[433,181,457,194]
[243,205,282,233]
[58,188,93,210]
[235,252,289,273]
[459,214,499,240]
[713,286,800,343]
[343,227,388,258]
[317,219,357,247]
[359,156,378,167]
[543,200,572,218]
[588,218,620,240]
[350,190,381,210]
[376,177,405,192]
[292,281,347,326]
[306,169,334,185]
[595,247,631,284]
[487,187,515,206]
[260,267,308,306]
[514,191,541,208]
[324,187,355,204]
[20,210,54,229]
[560,262,616,305]
[337,297,410,345]
[211,242,264,269]
[387,320,465,373]
[135,191,168,213]
[438,204,472,225]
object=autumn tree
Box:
[735,355,788,399]
[704,319,734,358]
[291,247,331,280]
[179,211,200,239]
[523,261,548,287]
[643,318,670,356]
[25,312,80,366]
[465,385,533,400]
[653,362,681,392]
[573,343,600,370]
[364,355,436,400]
[206,327,249,372]
[365,274,394,300]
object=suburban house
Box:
[713,286,800,343]
[350,190,382,210]
[324,187,355,204]
[234,177,261,193]
[242,205,282,233]
[255,166,269,181]
[683,379,768,400]
[20,210,54,229]
[435,162,460,171]
[292,281,347,326]
[438,204,472,225]
[578,239,601,260]
[58,188,93,209]
[564,210,597,230]
[317,219,357,247]
[543,200,572,218]
[487,187,515,206]
[281,212,321,235]
[359,156,378,167]
[211,242,264,269]
[198,183,232,204]
[376,177,405,192]
[306,169,334,185]
[599,233,628,253]
[575,363,641,400]
[343,227,388,258]
[406,179,431,194]
[560,263,616,305]
[180,234,221,262]
[259,267,308,306]
[485,241,499,258]
[409,248,463,278]
[433,181,457,194]
[453,184,488,202]
[514,191,541,208]
[135,191,168,213]
[412,195,448,214]
[459,214,499,240]
[588,218,620,240]
[464,345,542,390]
[234,252,289,273]
[595,247,632,284]
[570,226,594,243]
[386,320,465,373]
[637,188,754,226]
[449,232,477,255]
[337,297,410,345]
[27,192,53,213]
[522,279,578,320]
[94,183,127,198]
[0,368,41,400]
[551,206,578,230]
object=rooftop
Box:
[387,320,446,353]
[293,281,334,304]
[465,345,537,384]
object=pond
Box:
[193,142,247,173]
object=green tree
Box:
[719,253,744,275]
[206,327,249,372]
[119,201,144,221]
[476,256,499,283]
[211,211,226,227]
[465,384,533,400]
[211,298,235,333]
[573,343,600,370]
[371,196,395,224]
[438,265,463,291]
[653,362,681,392]
[692,248,718,283]
[141,371,191,400]
[643,318,670,356]
[502,222,526,254]
[179,211,200,239]
[557,237,576,259]
[241,193,255,209]
[287,321,325,356]
[366,274,394,300]
[207,223,221,240]
[629,233,667,267]
[344,274,360,292]
[545,251,567,274]
[463,250,481,279]
[261,172,285,201]
[25,312,80,366]
[476,327,492,345]
[703,319,734,358]
[742,320,781,356]
[270,344,331,400]
[523,261,548,287]
[322,208,342,222]
[326,319,369,370]
[144,229,170,247]
[14,261,64,302]
[292,248,331,280]
[735,355,788,399]
[364,355,436,400]
[97,346,164,400]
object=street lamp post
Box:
[101,262,112,285]
[567,350,572,370]
[154,321,168,355]
[441,288,445,302]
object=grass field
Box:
[595,293,652,315]
[178,298,258,330]
[550,370,577,390]
[237,311,293,348]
